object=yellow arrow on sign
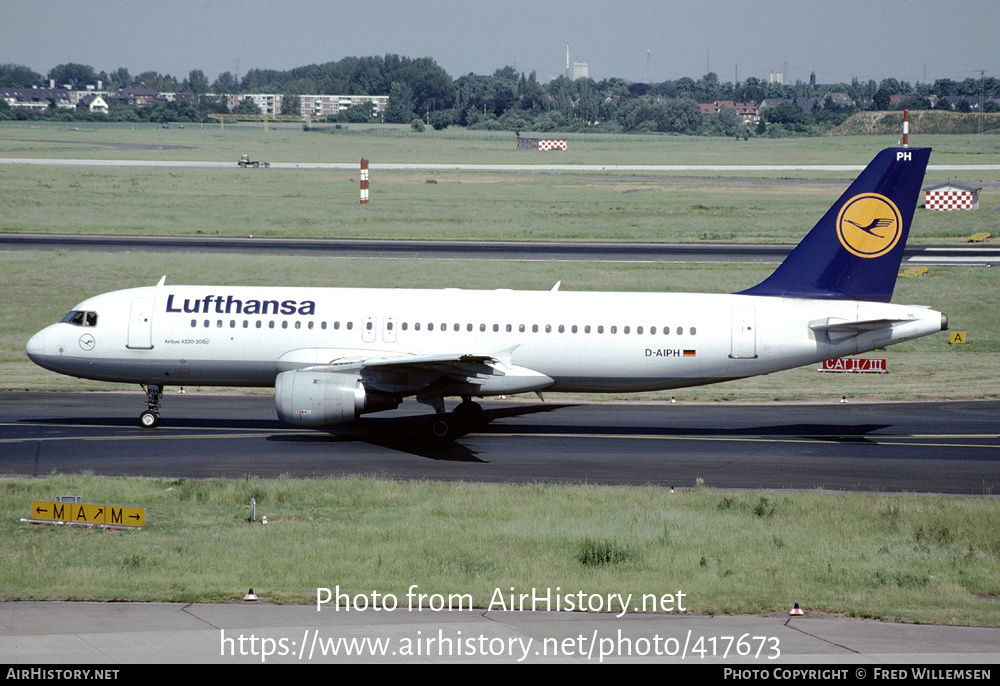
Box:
[30,501,61,521]
[69,503,107,524]
[110,506,146,527]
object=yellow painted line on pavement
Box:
[2,423,997,451]
[476,433,999,449]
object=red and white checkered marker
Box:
[925,189,976,211]
[789,603,803,616]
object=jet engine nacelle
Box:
[275,370,396,427]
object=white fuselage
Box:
[26,284,946,395]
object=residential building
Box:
[298,94,388,118]
[0,86,73,110]
[77,94,108,114]
[699,101,760,125]
[115,86,159,107]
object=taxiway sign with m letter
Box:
[29,500,146,528]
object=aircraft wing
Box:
[326,352,504,385]
[296,349,505,375]
[364,351,498,369]
[278,346,553,397]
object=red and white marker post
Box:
[360,158,369,204]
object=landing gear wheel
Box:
[453,400,485,430]
[140,384,163,429]
[429,416,453,439]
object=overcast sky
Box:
[2,0,997,86]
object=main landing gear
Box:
[139,384,162,428]
[429,398,486,439]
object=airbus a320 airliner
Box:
[27,147,947,438]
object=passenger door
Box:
[126,297,155,349]
[729,306,757,359]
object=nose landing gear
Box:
[139,384,162,428]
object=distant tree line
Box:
[2,58,998,135]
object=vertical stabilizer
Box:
[740,147,930,302]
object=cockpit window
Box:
[61,311,98,327]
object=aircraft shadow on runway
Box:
[266,403,581,462]
[499,422,893,443]
[22,406,892,464]
[266,404,892,462]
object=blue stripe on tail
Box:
[739,147,930,302]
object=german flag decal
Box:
[683,350,696,357]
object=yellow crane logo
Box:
[836,193,902,258]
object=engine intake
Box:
[275,371,385,427]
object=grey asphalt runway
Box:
[2,393,997,494]
[3,233,999,266]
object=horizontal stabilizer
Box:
[810,316,914,343]
[809,317,910,334]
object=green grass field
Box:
[3,125,998,241]
[4,475,998,625]
[2,121,999,167]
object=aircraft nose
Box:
[26,328,49,363]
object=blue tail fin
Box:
[739,147,930,302]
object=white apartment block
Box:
[236,93,388,118]
[298,94,388,118]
